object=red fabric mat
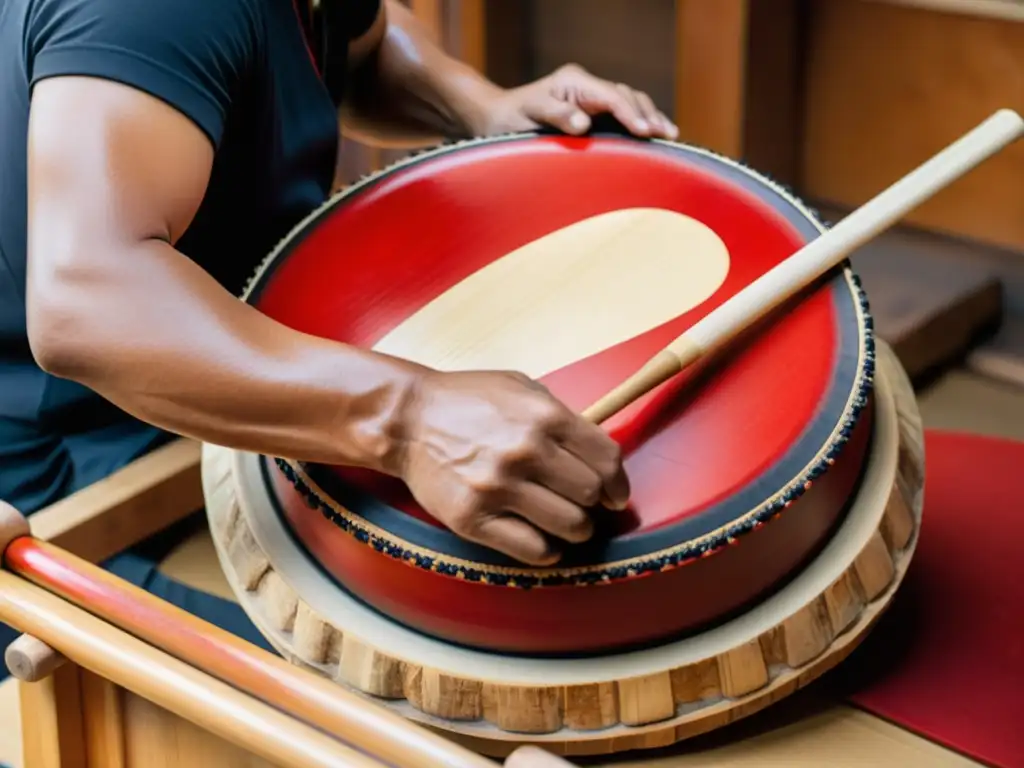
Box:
[841,430,1024,767]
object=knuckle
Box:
[595,440,624,478]
[576,476,602,507]
[446,500,480,537]
[531,396,568,431]
[466,465,506,497]
[500,437,541,471]
[558,62,586,77]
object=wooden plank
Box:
[853,247,1003,380]
[443,0,486,72]
[967,315,1024,387]
[481,0,531,88]
[674,0,749,159]
[18,665,87,768]
[801,0,1024,250]
[528,0,677,114]
[817,206,1006,380]
[27,438,203,565]
[861,0,1024,22]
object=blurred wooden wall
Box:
[335,0,1023,253]
[336,0,486,187]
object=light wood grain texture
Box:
[119,690,280,768]
[4,538,496,768]
[0,678,22,768]
[26,438,203,565]
[0,573,383,768]
[80,671,126,768]
[372,208,728,379]
[5,634,66,683]
[206,342,923,757]
[18,663,87,768]
[861,0,1024,21]
[802,0,1024,250]
[0,502,30,556]
[673,0,748,159]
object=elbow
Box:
[26,303,93,379]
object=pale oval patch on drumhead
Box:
[373,207,730,379]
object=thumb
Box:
[523,95,591,135]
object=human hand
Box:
[474,63,678,141]
[505,746,576,768]
[392,369,630,565]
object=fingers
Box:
[521,94,592,136]
[573,83,652,138]
[530,444,605,510]
[616,83,679,140]
[535,64,678,141]
[509,475,595,545]
[469,513,560,567]
[555,416,631,511]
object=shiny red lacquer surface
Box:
[249,135,871,653]
[254,137,840,532]
[272,409,870,653]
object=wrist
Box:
[438,66,506,137]
[324,350,429,476]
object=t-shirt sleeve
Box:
[344,0,383,41]
[25,0,260,147]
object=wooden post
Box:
[673,0,803,186]
[18,664,88,768]
[673,0,750,159]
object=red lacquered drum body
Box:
[245,133,875,655]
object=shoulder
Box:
[25,0,267,145]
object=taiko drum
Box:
[243,131,875,655]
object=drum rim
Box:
[210,342,908,683]
[239,131,877,587]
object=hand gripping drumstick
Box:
[582,108,1024,425]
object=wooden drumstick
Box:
[0,506,497,768]
[582,108,1024,424]
[0,572,386,768]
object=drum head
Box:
[241,133,874,652]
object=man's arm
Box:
[26,76,420,469]
[343,0,503,139]
[341,0,677,141]
[25,76,628,566]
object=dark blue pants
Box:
[0,411,275,687]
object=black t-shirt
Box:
[0,0,380,423]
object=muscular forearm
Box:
[348,0,502,137]
[27,237,422,470]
